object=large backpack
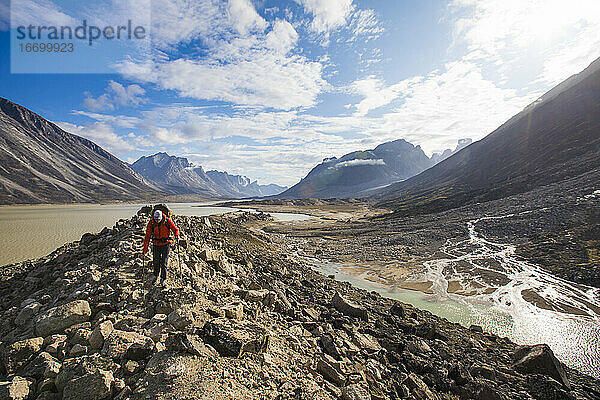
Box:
[151,204,173,242]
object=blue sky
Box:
[1,0,599,186]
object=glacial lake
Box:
[0,202,311,267]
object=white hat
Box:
[153,210,163,221]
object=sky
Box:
[1,0,599,186]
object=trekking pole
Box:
[141,253,146,303]
[177,240,182,286]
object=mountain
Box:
[430,138,472,164]
[0,97,160,204]
[377,57,600,215]
[205,170,287,197]
[130,153,222,198]
[276,138,470,199]
[131,153,287,199]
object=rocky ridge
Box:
[1,211,599,399]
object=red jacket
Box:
[143,217,180,252]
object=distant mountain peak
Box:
[276,137,471,199]
[131,152,286,199]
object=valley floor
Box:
[2,210,599,399]
[235,167,600,303]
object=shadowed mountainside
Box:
[377,57,600,216]
[0,98,160,204]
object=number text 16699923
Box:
[19,43,74,53]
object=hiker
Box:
[141,208,180,285]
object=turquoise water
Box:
[308,250,600,378]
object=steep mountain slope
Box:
[0,97,160,204]
[277,138,470,199]
[377,57,600,215]
[131,153,286,199]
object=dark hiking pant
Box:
[152,244,170,280]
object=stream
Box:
[308,211,600,378]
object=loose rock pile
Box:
[0,211,599,399]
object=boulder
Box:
[513,344,570,389]
[70,328,92,346]
[64,322,92,338]
[317,356,346,387]
[123,342,154,361]
[43,335,67,359]
[35,300,91,337]
[342,384,371,400]
[167,310,193,330]
[201,321,269,357]
[37,377,57,393]
[448,362,472,386]
[216,258,236,276]
[88,321,114,350]
[123,360,141,375]
[0,376,30,400]
[415,322,437,340]
[406,339,432,355]
[244,289,269,303]
[390,303,405,319]
[526,374,574,400]
[22,351,61,379]
[320,333,344,359]
[14,302,42,327]
[1,337,44,374]
[62,370,114,400]
[404,373,439,400]
[165,332,217,358]
[55,355,118,392]
[476,381,506,400]
[199,249,222,263]
[332,292,368,321]
[223,303,244,320]
[102,330,154,360]
[351,331,382,352]
[69,344,87,357]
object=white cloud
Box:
[56,121,137,154]
[119,53,326,110]
[295,0,354,34]
[118,15,327,111]
[331,158,384,169]
[347,9,384,42]
[72,110,141,129]
[83,81,146,111]
[150,0,224,49]
[8,0,75,28]
[450,0,600,86]
[227,0,267,34]
[115,0,331,111]
[349,75,419,116]
[374,61,540,154]
[265,19,299,53]
[538,23,600,86]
